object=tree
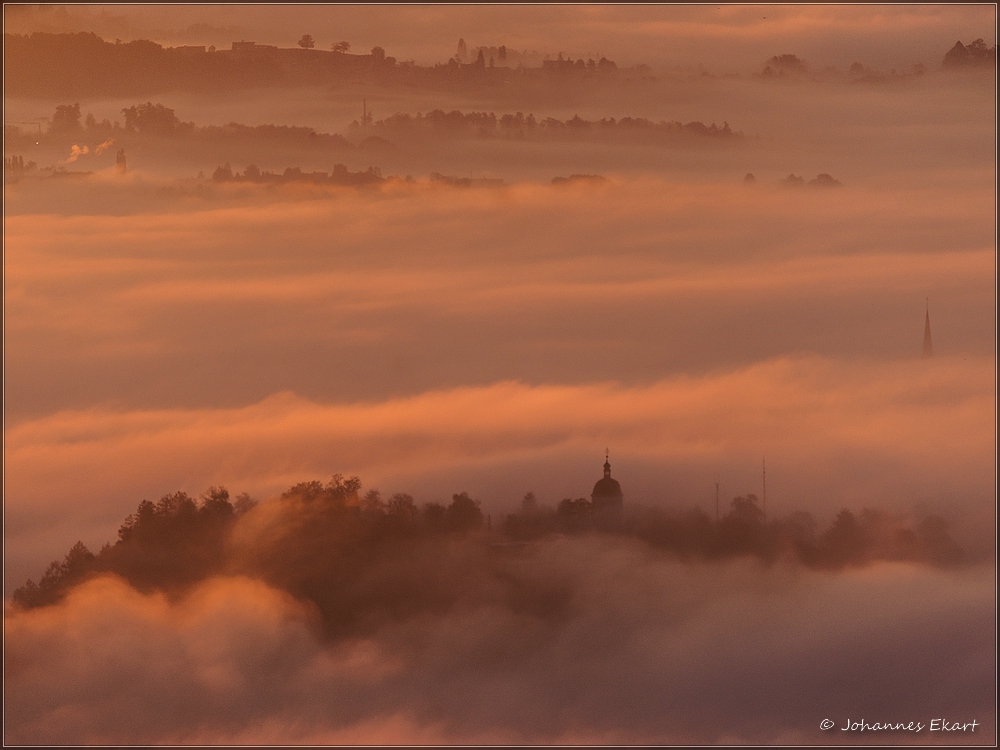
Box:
[371,46,385,62]
[387,493,417,523]
[331,40,350,53]
[943,38,997,69]
[818,509,866,566]
[212,163,233,181]
[198,485,231,512]
[233,492,257,514]
[361,489,384,515]
[809,173,842,188]
[766,53,807,75]
[445,492,483,531]
[557,497,592,519]
[726,495,764,525]
[51,103,81,132]
[327,474,362,505]
[121,102,180,135]
[298,34,315,49]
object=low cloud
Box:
[5,548,994,744]
[5,354,994,588]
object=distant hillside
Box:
[4,32,623,98]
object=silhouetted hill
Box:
[942,39,997,69]
[12,474,965,641]
[4,32,628,98]
[4,32,396,97]
[360,110,741,144]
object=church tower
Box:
[922,299,933,358]
[591,450,623,511]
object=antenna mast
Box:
[922,298,934,358]
[762,457,766,516]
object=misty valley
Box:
[4,10,996,746]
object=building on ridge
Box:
[591,450,624,512]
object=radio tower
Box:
[762,457,766,516]
[922,299,934,358]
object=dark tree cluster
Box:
[429,172,504,188]
[3,102,351,155]
[12,475,964,641]
[3,155,38,182]
[551,174,609,185]
[781,173,842,188]
[363,109,741,142]
[942,39,997,69]
[120,102,190,136]
[11,476,490,630]
[3,32,395,98]
[211,162,384,186]
[540,53,618,75]
[4,31,628,99]
[12,486,255,609]
[762,54,808,78]
[848,61,927,83]
[503,492,963,569]
[197,122,350,149]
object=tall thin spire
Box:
[762,456,766,516]
[922,298,933,358]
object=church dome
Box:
[591,454,623,508]
[592,475,622,498]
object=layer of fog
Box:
[6,178,994,411]
[6,64,995,187]
[6,548,994,744]
[5,352,995,588]
[5,164,995,584]
[3,10,995,744]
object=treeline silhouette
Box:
[780,173,843,188]
[757,47,986,82]
[3,155,38,184]
[429,172,505,188]
[942,39,997,69]
[4,101,350,152]
[12,475,965,639]
[362,110,741,142]
[211,162,385,187]
[508,492,961,568]
[4,32,394,97]
[5,101,739,156]
[4,32,628,99]
[552,174,608,185]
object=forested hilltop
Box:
[7,31,994,100]
[13,474,966,641]
[4,32,629,98]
